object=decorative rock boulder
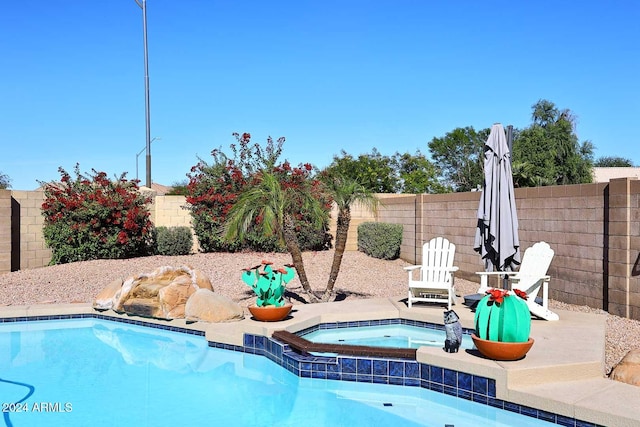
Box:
[189,267,214,292]
[610,349,640,386]
[94,265,225,321]
[93,278,124,311]
[158,275,198,319]
[185,289,244,323]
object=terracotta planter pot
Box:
[471,334,534,361]
[248,303,292,322]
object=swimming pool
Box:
[300,323,475,350]
[0,317,568,426]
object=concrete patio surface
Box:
[2,296,639,427]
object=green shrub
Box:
[357,222,403,260]
[156,226,193,255]
[41,165,155,264]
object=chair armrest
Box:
[511,275,551,285]
[475,271,518,292]
[475,271,518,277]
[403,265,422,271]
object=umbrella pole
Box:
[506,125,513,165]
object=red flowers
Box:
[485,288,528,304]
[40,164,154,264]
[514,289,529,300]
[117,231,128,244]
[184,132,331,253]
[487,288,508,304]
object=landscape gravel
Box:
[0,250,637,375]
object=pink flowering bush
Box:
[41,165,155,264]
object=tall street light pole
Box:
[135,0,152,188]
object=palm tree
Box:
[320,175,379,302]
[223,171,326,303]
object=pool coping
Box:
[1,297,639,427]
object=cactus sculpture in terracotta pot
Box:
[472,288,534,360]
[242,260,296,321]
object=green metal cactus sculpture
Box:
[474,288,531,343]
[241,260,296,307]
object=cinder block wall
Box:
[372,178,640,319]
[417,191,483,278]
[5,192,200,271]
[0,190,11,273]
[327,195,403,251]
[151,195,200,252]
[2,179,638,319]
[606,179,640,319]
[631,181,640,320]
[516,183,608,311]
[10,191,51,270]
[375,195,417,262]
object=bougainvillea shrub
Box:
[41,165,155,264]
[270,159,332,251]
[185,132,331,252]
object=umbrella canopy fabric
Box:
[474,123,521,272]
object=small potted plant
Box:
[471,288,534,360]
[241,260,296,321]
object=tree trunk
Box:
[322,207,350,302]
[283,213,318,303]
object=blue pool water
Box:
[301,324,475,350]
[0,318,557,427]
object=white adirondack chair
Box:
[404,237,459,310]
[476,241,559,321]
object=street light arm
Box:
[135,137,160,182]
[134,0,143,9]
[137,137,160,157]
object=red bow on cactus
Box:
[513,289,528,300]
[486,288,508,304]
[485,288,529,304]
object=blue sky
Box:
[1,1,638,190]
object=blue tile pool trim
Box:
[0,312,205,337]
[2,313,601,427]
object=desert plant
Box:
[155,226,193,255]
[224,170,327,302]
[474,289,531,343]
[357,222,403,260]
[241,260,295,307]
[40,165,154,264]
[319,174,379,302]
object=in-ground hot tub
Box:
[273,319,475,359]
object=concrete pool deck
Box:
[2,297,639,427]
